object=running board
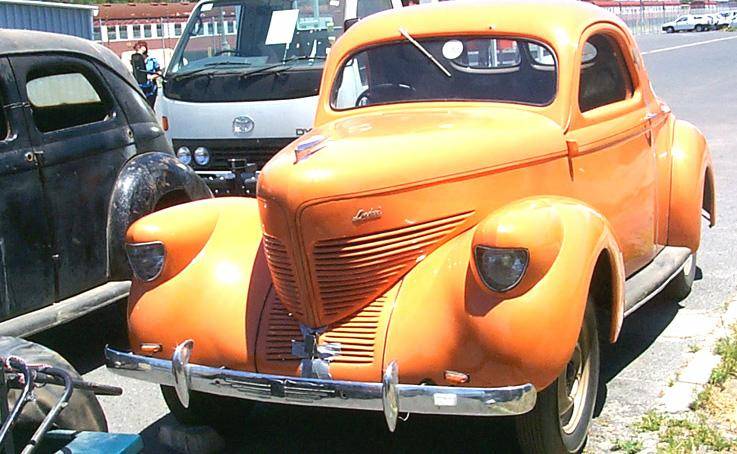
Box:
[624,246,692,317]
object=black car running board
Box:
[623,246,692,317]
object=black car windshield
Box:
[331,36,557,110]
[169,0,355,76]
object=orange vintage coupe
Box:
[107,1,715,451]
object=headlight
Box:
[126,242,166,282]
[194,147,210,166]
[474,246,528,292]
[176,146,192,165]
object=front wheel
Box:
[161,385,254,434]
[665,26,674,33]
[515,300,599,454]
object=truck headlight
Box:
[126,242,166,282]
[474,246,528,292]
[176,146,192,165]
[194,147,210,166]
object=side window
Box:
[26,70,112,133]
[578,34,634,113]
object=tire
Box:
[515,300,599,454]
[664,252,697,301]
[0,337,107,446]
[161,385,254,434]
[665,26,674,33]
[695,25,703,32]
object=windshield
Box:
[331,36,557,110]
[169,0,356,75]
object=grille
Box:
[262,235,304,319]
[265,295,388,364]
[172,138,294,171]
[312,211,474,320]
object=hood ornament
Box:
[294,135,327,163]
[352,207,383,223]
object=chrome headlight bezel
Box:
[126,241,166,282]
[193,146,210,166]
[473,246,529,293]
[176,146,192,165]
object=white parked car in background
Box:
[662,14,712,33]
[714,11,734,29]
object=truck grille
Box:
[172,138,294,171]
[263,235,304,319]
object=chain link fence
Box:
[609,4,734,35]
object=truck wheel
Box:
[161,385,254,433]
[695,25,703,32]
[515,300,599,454]
[665,26,674,33]
[664,253,697,301]
[0,337,107,445]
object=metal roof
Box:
[0,0,98,11]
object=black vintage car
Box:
[0,30,211,336]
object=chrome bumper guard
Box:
[105,341,536,431]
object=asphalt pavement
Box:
[30,31,737,453]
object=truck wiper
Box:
[239,55,327,80]
[171,61,252,82]
[398,28,451,78]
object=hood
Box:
[258,106,566,327]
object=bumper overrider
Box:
[105,341,537,431]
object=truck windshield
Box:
[169,0,353,76]
[331,37,557,110]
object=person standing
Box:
[131,40,161,108]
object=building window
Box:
[155,23,163,38]
[143,24,153,38]
[106,26,117,42]
[226,21,235,34]
[119,25,129,40]
[93,26,101,41]
[173,23,183,37]
[132,25,142,39]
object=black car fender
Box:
[107,152,212,280]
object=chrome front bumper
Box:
[105,342,536,431]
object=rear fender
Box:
[107,152,212,280]
[125,198,269,371]
[383,197,624,390]
[668,120,715,251]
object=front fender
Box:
[107,152,212,280]
[668,120,715,251]
[125,198,269,371]
[383,197,624,390]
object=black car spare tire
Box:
[0,337,107,445]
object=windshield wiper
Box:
[171,61,252,82]
[398,28,451,78]
[239,55,327,80]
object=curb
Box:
[655,292,737,414]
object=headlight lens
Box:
[474,246,529,292]
[193,147,210,166]
[126,242,166,282]
[176,146,192,165]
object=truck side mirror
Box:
[344,18,360,31]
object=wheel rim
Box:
[557,321,592,435]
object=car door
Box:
[0,58,55,319]
[10,54,135,301]
[675,16,689,31]
[565,26,657,276]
